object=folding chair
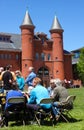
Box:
[2,96,26,126]
[58,95,76,122]
[34,98,54,126]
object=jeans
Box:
[51,102,60,117]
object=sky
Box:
[0,0,84,52]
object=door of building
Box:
[37,67,50,88]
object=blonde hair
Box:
[33,77,41,84]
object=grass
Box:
[1,87,84,130]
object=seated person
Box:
[26,77,51,120]
[51,78,69,121]
[5,81,24,110]
[47,79,56,97]
[4,81,27,126]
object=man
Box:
[47,79,56,97]
[25,67,36,94]
[0,65,16,90]
[51,78,69,121]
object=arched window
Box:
[37,67,49,76]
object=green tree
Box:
[77,47,84,85]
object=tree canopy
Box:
[77,47,84,85]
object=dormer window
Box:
[0,34,11,42]
[0,37,2,41]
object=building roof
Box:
[0,32,72,55]
[71,47,84,64]
[71,47,84,52]
[64,50,71,55]
[21,10,35,27]
[0,32,21,51]
[50,15,63,31]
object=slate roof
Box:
[0,32,72,56]
[0,32,21,51]
[64,50,71,55]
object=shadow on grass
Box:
[6,115,83,127]
[9,121,24,127]
[40,116,83,126]
[58,114,82,123]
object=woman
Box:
[15,70,25,91]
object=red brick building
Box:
[0,10,73,85]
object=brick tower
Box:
[20,10,35,78]
[50,16,65,80]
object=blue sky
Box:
[0,0,84,51]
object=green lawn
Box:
[1,87,84,130]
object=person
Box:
[4,81,27,126]
[47,79,56,97]
[0,80,4,94]
[0,67,4,76]
[0,65,16,90]
[26,77,51,120]
[51,78,69,121]
[15,70,25,91]
[25,66,36,94]
[5,81,24,110]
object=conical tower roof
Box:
[21,10,34,26]
[50,15,63,31]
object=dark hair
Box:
[11,81,19,90]
[6,65,12,70]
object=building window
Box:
[48,54,51,60]
[6,38,9,41]
[3,37,6,41]
[0,37,2,41]
[4,54,8,59]
[35,53,39,60]
[74,52,80,58]
[0,54,4,59]
[8,54,11,59]
[0,54,12,59]
[16,54,19,60]
[0,35,10,42]
[37,67,49,76]
[41,53,45,61]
